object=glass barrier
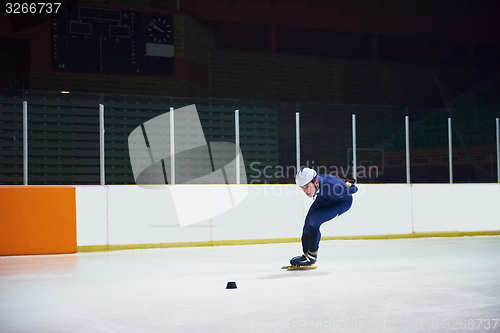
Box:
[448,107,499,183]
[299,103,354,182]
[355,105,407,183]
[26,90,102,185]
[407,107,451,183]
[0,89,25,184]
[0,88,498,185]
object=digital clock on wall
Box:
[52,6,174,76]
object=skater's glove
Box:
[342,178,356,187]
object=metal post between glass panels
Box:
[235,109,240,184]
[296,112,300,172]
[170,106,175,185]
[352,114,357,181]
[405,115,410,184]
[448,117,453,184]
[23,101,28,185]
[99,104,105,185]
[496,118,500,183]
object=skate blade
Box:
[281,265,317,270]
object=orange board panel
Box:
[0,186,77,256]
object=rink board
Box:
[0,184,498,255]
[74,184,500,250]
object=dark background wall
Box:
[1,0,499,107]
[1,0,499,185]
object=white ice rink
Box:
[1,236,500,333]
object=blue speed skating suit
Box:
[302,174,358,254]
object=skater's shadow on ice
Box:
[260,271,331,279]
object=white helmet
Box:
[295,168,317,187]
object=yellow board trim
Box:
[77,231,500,253]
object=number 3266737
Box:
[5,2,62,14]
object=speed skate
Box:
[281,265,317,271]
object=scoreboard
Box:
[52,6,174,76]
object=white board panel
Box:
[211,185,304,241]
[320,184,413,236]
[76,186,108,246]
[412,184,500,232]
[106,186,211,245]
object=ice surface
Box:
[1,236,499,332]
